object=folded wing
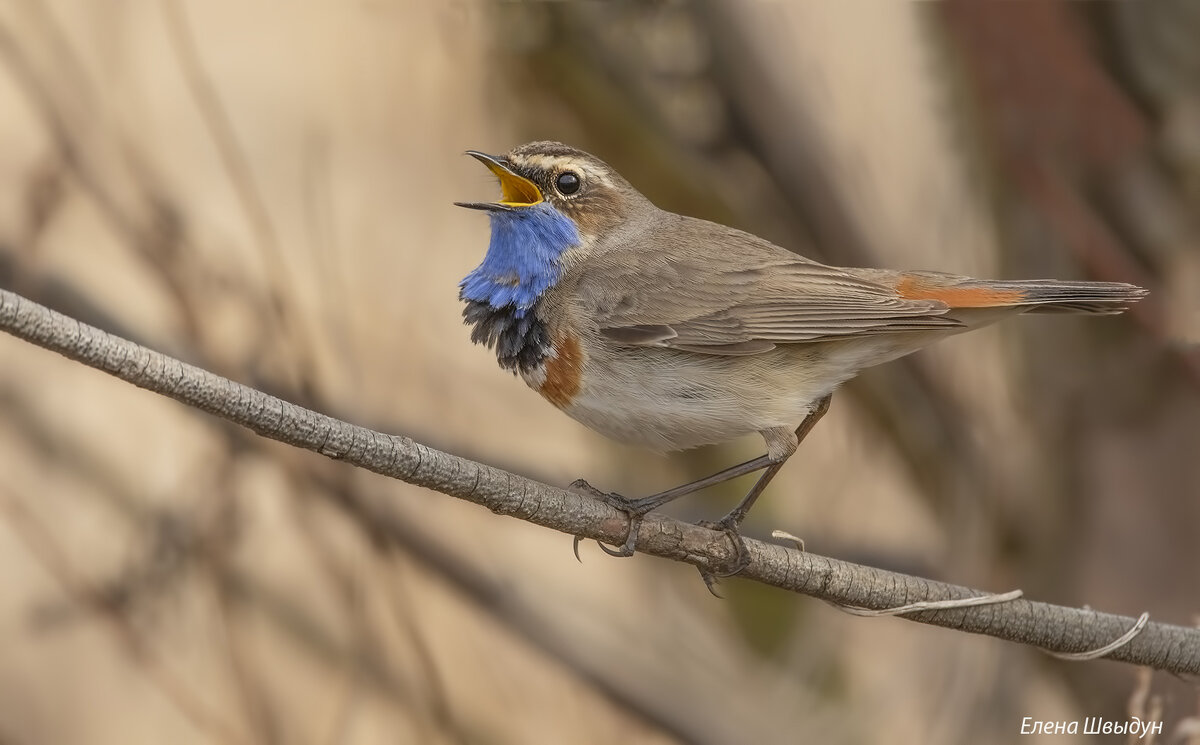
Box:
[577,221,961,356]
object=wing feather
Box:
[579,216,961,356]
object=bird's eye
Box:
[555,171,581,195]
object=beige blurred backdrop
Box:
[0,2,1197,744]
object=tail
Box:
[893,271,1148,315]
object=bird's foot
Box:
[694,514,751,594]
[567,478,609,501]
[569,478,661,559]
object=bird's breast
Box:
[522,331,584,408]
[461,299,551,373]
[461,295,586,410]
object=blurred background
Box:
[0,2,1197,743]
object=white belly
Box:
[550,345,838,452]
[535,332,953,452]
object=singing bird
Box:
[456,141,1147,573]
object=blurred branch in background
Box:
[0,2,1197,744]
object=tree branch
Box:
[2,287,1197,674]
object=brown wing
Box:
[576,216,961,356]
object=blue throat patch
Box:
[459,202,581,315]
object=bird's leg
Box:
[573,454,776,514]
[572,394,833,566]
[570,454,776,558]
[700,394,832,580]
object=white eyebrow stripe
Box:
[512,154,614,190]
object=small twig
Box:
[1,287,1198,674]
[1125,667,1163,745]
[1046,612,1150,661]
[771,529,805,552]
[830,589,1024,617]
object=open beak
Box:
[455,150,543,212]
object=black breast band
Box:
[461,299,551,374]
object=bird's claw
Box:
[568,478,651,558]
[596,514,641,557]
[698,570,725,598]
[568,478,608,499]
[697,516,751,579]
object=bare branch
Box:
[2,287,1198,675]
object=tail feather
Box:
[994,280,1149,314]
[894,272,1148,314]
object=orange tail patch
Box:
[540,333,583,408]
[896,275,1026,308]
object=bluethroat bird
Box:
[456,141,1147,575]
